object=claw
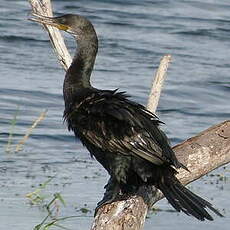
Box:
[94,177,121,216]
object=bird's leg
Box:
[95,176,121,215]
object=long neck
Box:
[63,37,98,100]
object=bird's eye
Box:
[58,17,66,24]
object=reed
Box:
[15,109,47,152]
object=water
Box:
[0,0,229,229]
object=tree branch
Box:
[147,54,171,113]
[29,0,72,70]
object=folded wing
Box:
[64,89,183,168]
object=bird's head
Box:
[30,13,97,41]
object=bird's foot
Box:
[94,177,122,216]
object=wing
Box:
[64,89,182,168]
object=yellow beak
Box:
[29,12,69,31]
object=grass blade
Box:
[15,109,47,152]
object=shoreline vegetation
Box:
[5,109,47,153]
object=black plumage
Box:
[31,13,222,221]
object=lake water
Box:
[0,0,229,229]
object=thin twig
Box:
[147,54,171,113]
[15,110,47,152]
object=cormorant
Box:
[30,13,222,221]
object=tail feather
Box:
[159,182,185,213]
[158,172,223,221]
[183,186,223,218]
[171,183,213,220]
[162,182,209,220]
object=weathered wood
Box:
[29,0,72,70]
[147,54,171,113]
[92,196,148,230]
[91,120,230,230]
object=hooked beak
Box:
[29,12,69,31]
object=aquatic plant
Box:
[5,107,47,153]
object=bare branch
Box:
[29,0,72,70]
[147,54,171,113]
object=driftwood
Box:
[28,1,230,229]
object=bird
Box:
[30,13,223,221]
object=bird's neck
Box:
[64,38,98,99]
